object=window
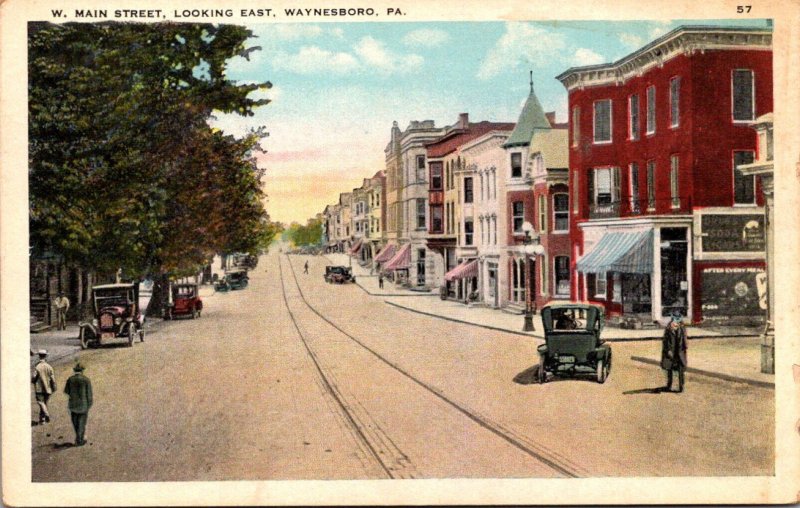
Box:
[670,155,680,208]
[732,69,754,122]
[555,256,570,296]
[464,177,474,203]
[538,195,547,233]
[553,193,569,232]
[512,201,524,233]
[572,106,580,147]
[646,160,656,210]
[628,94,640,140]
[734,150,756,204]
[511,153,522,178]
[593,99,612,143]
[431,205,443,233]
[464,219,474,246]
[416,155,426,182]
[629,163,640,213]
[592,167,619,207]
[595,271,607,298]
[416,198,426,229]
[480,173,484,201]
[573,171,579,213]
[540,254,548,297]
[431,163,442,190]
[670,77,681,127]
[646,85,656,134]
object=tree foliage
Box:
[29,22,276,277]
[283,218,324,247]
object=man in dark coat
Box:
[64,363,93,446]
[661,310,688,392]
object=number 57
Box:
[737,5,752,12]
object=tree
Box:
[284,218,324,247]
[28,22,276,278]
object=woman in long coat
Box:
[661,311,688,392]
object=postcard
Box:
[2,0,799,505]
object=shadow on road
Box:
[53,442,76,450]
[623,387,666,395]
[512,364,540,385]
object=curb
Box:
[629,356,774,389]
[385,300,543,339]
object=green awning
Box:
[576,230,653,274]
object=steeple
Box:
[503,72,552,148]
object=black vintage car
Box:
[324,265,355,284]
[79,283,145,349]
[537,303,612,384]
[215,270,249,292]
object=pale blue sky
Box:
[209,19,770,224]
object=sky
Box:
[209,19,770,225]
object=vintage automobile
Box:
[164,283,203,319]
[215,269,249,292]
[79,283,145,349]
[324,265,355,284]
[537,302,612,384]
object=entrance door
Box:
[488,265,498,308]
[416,248,426,286]
[660,227,688,317]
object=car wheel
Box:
[139,328,145,342]
[596,359,609,384]
[538,355,547,384]
[127,325,135,347]
[79,328,92,350]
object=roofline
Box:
[556,24,772,84]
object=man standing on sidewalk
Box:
[54,292,70,331]
[378,273,384,289]
[32,350,56,424]
[64,363,93,446]
[661,310,688,393]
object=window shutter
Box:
[612,167,621,204]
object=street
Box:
[31,250,774,481]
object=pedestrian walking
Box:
[64,363,93,446]
[378,273,384,289]
[54,292,70,331]
[32,350,56,424]
[661,310,688,393]
[303,261,309,274]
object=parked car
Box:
[79,283,145,349]
[164,283,203,319]
[215,269,249,291]
[324,265,355,284]
[537,302,612,384]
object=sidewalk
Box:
[325,252,772,387]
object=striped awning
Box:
[383,244,411,271]
[576,229,653,274]
[373,244,396,263]
[444,259,479,282]
[348,238,363,255]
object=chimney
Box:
[545,111,556,127]
[458,113,469,129]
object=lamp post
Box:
[521,221,545,332]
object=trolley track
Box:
[279,254,587,479]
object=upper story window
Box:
[511,152,522,178]
[464,177,474,203]
[464,219,474,246]
[416,198,426,229]
[590,167,619,207]
[416,155,426,182]
[670,155,680,208]
[646,86,656,135]
[732,69,755,122]
[431,163,442,190]
[553,193,569,232]
[629,163,640,214]
[628,94,640,141]
[538,195,547,233]
[670,77,681,128]
[572,106,580,147]
[593,99,612,144]
[431,205,443,233]
[512,201,524,233]
[646,160,656,210]
[733,150,756,204]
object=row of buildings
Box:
[321,25,773,328]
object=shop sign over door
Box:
[701,214,765,252]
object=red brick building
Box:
[556,25,772,325]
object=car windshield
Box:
[550,308,590,331]
[94,291,131,307]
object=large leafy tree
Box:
[29,22,276,277]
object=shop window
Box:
[733,150,756,204]
[732,69,754,122]
[555,256,570,296]
[593,99,612,143]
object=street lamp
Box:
[521,221,545,332]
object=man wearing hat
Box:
[31,350,57,424]
[54,291,70,331]
[661,310,688,392]
[64,363,93,446]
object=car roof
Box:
[93,283,136,290]
[542,301,605,311]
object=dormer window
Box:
[511,152,522,178]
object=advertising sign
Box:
[701,214,766,252]
[701,267,767,322]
